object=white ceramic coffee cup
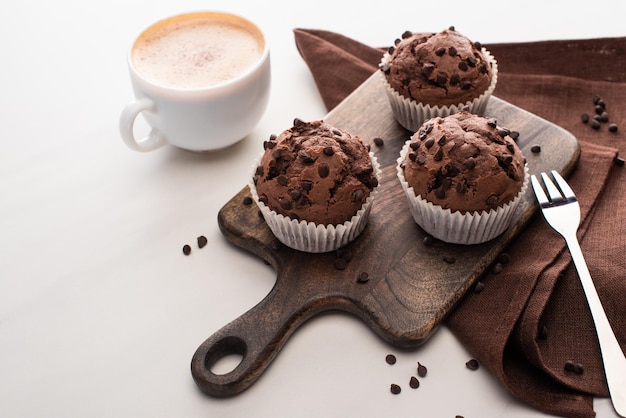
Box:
[119,11,271,152]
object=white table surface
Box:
[2,1,624,417]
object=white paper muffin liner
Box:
[249,152,381,253]
[379,48,498,132]
[396,141,529,245]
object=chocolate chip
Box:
[609,123,619,133]
[450,73,460,86]
[423,62,435,76]
[433,147,444,162]
[564,360,584,375]
[373,137,384,146]
[332,129,343,136]
[465,359,480,370]
[491,262,503,274]
[465,158,476,170]
[323,146,334,156]
[448,46,458,57]
[437,135,447,146]
[182,244,191,256]
[443,254,456,264]
[289,189,302,201]
[478,62,488,74]
[435,47,446,56]
[301,180,313,191]
[486,194,499,206]
[417,362,428,377]
[424,138,435,149]
[591,119,601,130]
[466,56,477,67]
[436,73,447,86]
[318,163,330,178]
[615,156,625,166]
[401,30,412,39]
[460,80,472,90]
[416,155,426,165]
[473,281,485,293]
[334,258,348,270]
[599,111,609,122]
[243,196,253,205]
[530,145,541,153]
[409,376,420,389]
[390,384,401,394]
[357,272,370,284]
[337,248,353,262]
[474,41,482,50]
[385,354,397,365]
[422,235,434,246]
[509,131,520,141]
[293,117,305,126]
[458,61,469,71]
[498,253,511,264]
[538,324,549,340]
[410,141,420,151]
[299,150,315,164]
[352,188,365,202]
[279,198,292,210]
[277,175,288,186]
[197,235,208,249]
[408,152,417,162]
[487,118,497,128]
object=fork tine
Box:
[540,172,565,202]
[530,174,550,205]
[550,170,576,199]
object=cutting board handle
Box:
[190,278,326,397]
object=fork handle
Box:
[564,232,626,417]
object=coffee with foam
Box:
[131,12,265,89]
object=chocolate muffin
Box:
[250,119,380,252]
[379,27,497,132]
[397,111,528,244]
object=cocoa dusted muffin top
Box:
[253,119,378,225]
[401,111,525,213]
[380,27,493,107]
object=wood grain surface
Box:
[191,73,580,397]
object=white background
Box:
[1,0,625,417]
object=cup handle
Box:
[119,98,166,152]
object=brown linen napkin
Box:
[294,28,626,418]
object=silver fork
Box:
[531,170,626,417]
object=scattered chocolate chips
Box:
[373,137,384,146]
[538,324,549,340]
[473,281,485,293]
[386,354,397,365]
[422,235,435,246]
[337,248,353,262]
[197,235,208,249]
[334,258,348,270]
[609,123,619,133]
[581,113,590,124]
[615,156,625,166]
[564,360,584,375]
[491,262,503,275]
[356,272,370,284]
[498,253,511,264]
[409,376,420,389]
[443,254,456,264]
[243,196,253,205]
[417,362,428,377]
[465,359,480,370]
[182,244,191,256]
[486,194,499,206]
[323,146,334,156]
[530,145,541,154]
[390,384,402,394]
[582,94,619,132]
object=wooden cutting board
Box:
[191,72,580,397]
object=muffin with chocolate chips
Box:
[396,111,528,244]
[250,119,380,252]
[379,27,497,132]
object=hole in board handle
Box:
[205,336,247,376]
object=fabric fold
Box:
[294,28,625,418]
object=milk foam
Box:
[132,15,264,89]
